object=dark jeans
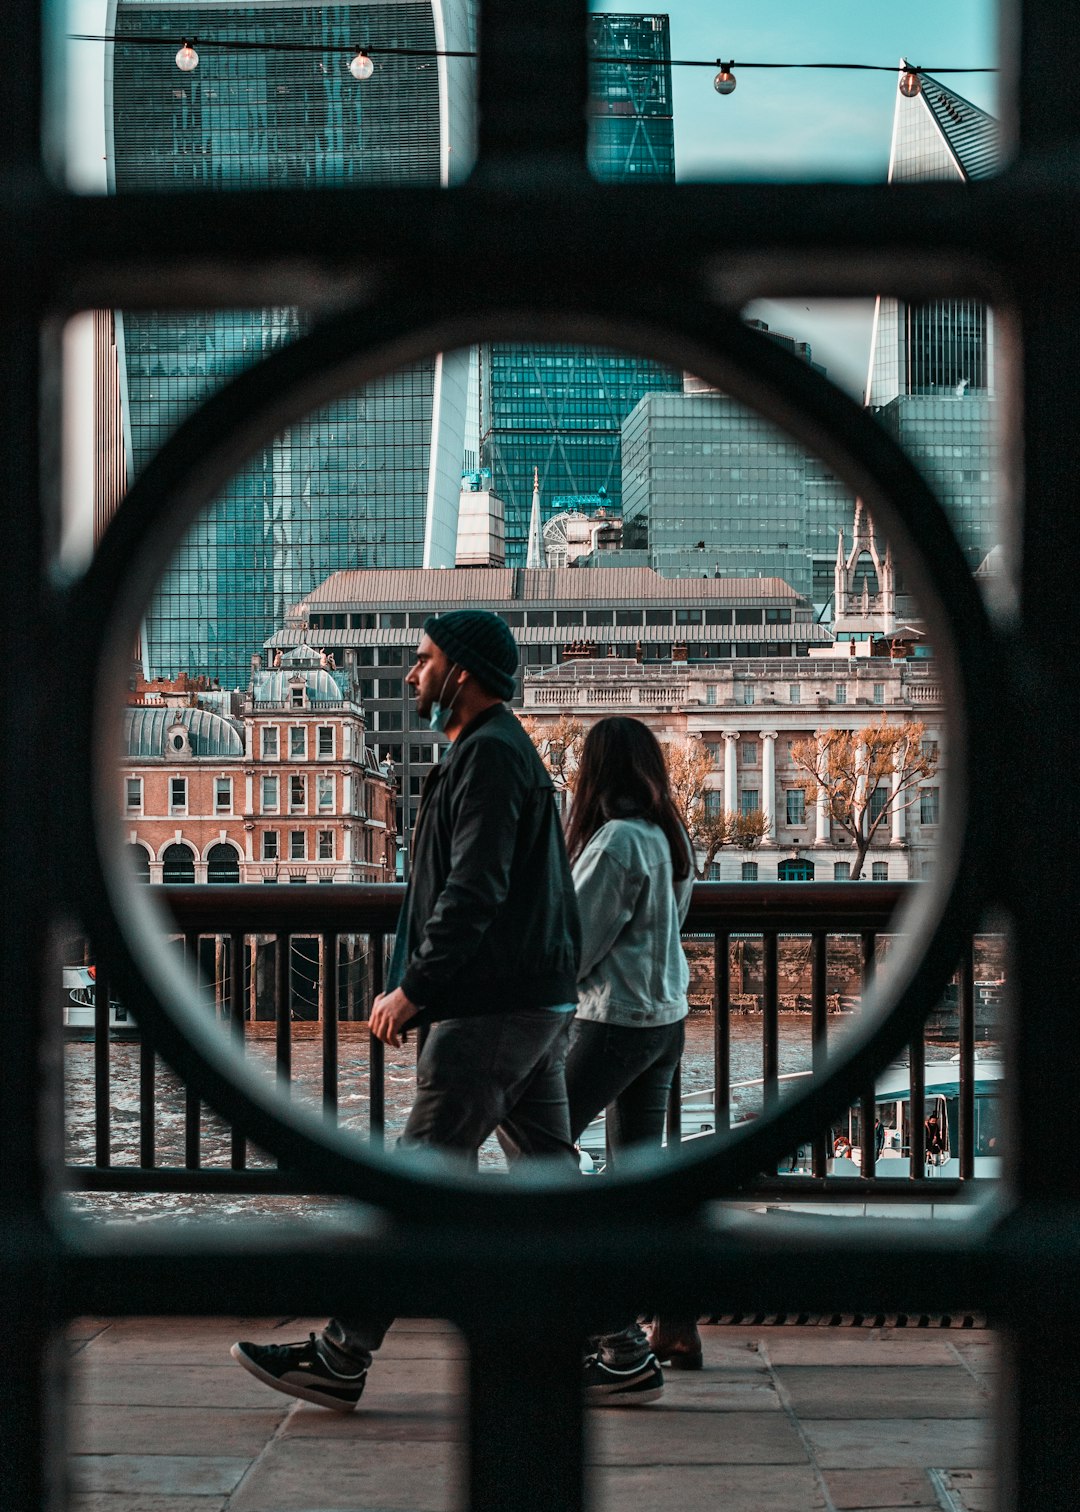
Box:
[563,1017,686,1365]
[325,1011,576,1368]
[565,1018,686,1151]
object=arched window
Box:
[126,844,151,883]
[207,843,240,885]
[161,843,195,885]
[778,858,815,882]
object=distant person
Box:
[231,611,581,1411]
[925,1111,947,1166]
[563,716,701,1387]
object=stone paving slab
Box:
[71,1498,229,1512]
[225,1437,460,1512]
[774,1365,990,1419]
[759,1332,964,1366]
[587,1408,808,1465]
[822,1467,943,1507]
[72,1454,250,1498]
[589,1463,826,1512]
[801,1416,991,1469]
[70,1405,291,1458]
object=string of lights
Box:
[68,34,997,97]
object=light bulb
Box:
[349,49,375,81]
[175,40,199,72]
[899,69,921,98]
[713,62,736,96]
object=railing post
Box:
[713,931,730,1134]
[959,939,975,1181]
[229,932,246,1170]
[321,931,339,1121]
[811,930,829,1177]
[369,932,385,1147]
[859,930,876,1179]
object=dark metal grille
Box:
[3,1,1078,1509]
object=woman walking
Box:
[565,716,704,1399]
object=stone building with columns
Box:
[522,654,943,881]
[120,645,396,885]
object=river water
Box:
[63,1013,957,1224]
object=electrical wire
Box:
[66,35,998,75]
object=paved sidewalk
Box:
[67,1316,996,1512]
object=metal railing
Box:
[67,882,991,1204]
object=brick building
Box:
[121,644,396,884]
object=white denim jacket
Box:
[572,817,693,1027]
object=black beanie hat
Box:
[424,610,518,700]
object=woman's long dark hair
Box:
[565,717,691,880]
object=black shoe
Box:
[230,1333,367,1412]
[582,1350,664,1405]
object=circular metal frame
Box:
[65,280,1000,1224]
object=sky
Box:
[594,0,1001,396]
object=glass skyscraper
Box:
[107,2,475,685]
[480,14,679,563]
[866,71,1000,569]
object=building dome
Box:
[123,705,244,759]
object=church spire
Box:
[526,466,544,569]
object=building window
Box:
[706,862,722,880]
[289,775,306,812]
[207,843,239,884]
[317,775,334,811]
[873,683,885,704]
[261,775,279,813]
[740,684,755,705]
[921,738,939,761]
[704,741,722,767]
[920,787,940,824]
[872,862,889,881]
[835,684,848,704]
[742,740,758,765]
[289,831,306,860]
[317,726,334,758]
[741,861,759,881]
[262,831,278,861]
[705,685,717,705]
[125,777,142,813]
[834,861,851,881]
[703,790,722,817]
[741,789,759,817]
[786,789,805,825]
[169,777,187,813]
[289,727,307,759]
[161,843,194,885]
[318,829,334,860]
[788,684,800,704]
[214,778,232,814]
[869,785,889,824]
[290,687,304,709]
[261,727,278,759]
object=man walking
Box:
[231,611,657,1409]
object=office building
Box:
[105,2,476,686]
[866,70,1001,569]
[480,14,679,562]
[268,565,832,851]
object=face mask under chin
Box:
[428,665,461,733]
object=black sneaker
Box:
[230,1333,367,1412]
[582,1350,664,1405]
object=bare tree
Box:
[663,737,767,878]
[519,713,586,797]
[790,720,939,880]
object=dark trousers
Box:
[325,1011,576,1368]
[565,1018,685,1149]
[563,1017,686,1365]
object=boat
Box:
[577,1057,1004,1184]
[62,966,138,1039]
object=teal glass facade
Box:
[110,3,472,685]
[481,14,678,563]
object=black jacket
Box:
[393,704,581,1022]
